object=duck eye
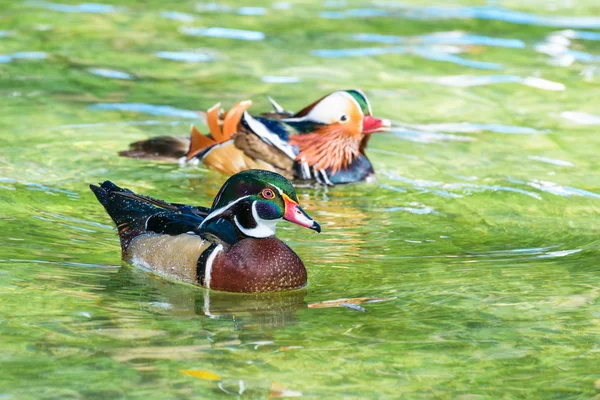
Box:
[261,188,275,199]
[340,114,348,122]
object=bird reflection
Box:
[108,265,307,329]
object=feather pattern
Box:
[290,127,360,174]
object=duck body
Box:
[90,170,319,292]
[120,89,390,185]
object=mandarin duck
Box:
[90,170,320,293]
[120,89,390,185]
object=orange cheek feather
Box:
[289,122,362,174]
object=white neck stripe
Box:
[199,195,250,229]
[203,244,222,289]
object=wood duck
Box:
[120,89,390,185]
[90,169,320,293]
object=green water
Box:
[1,0,600,398]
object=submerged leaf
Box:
[180,369,221,381]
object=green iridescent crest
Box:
[345,89,373,116]
[211,169,299,210]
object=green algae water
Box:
[1,0,600,398]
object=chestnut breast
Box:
[209,237,307,293]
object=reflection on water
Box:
[109,266,307,329]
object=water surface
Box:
[1,0,599,398]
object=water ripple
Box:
[89,103,199,119]
[426,75,565,91]
[401,122,540,135]
[88,68,133,80]
[560,29,600,41]
[156,51,215,63]
[273,2,292,10]
[561,111,600,125]
[180,27,265,41]
[391,127,475,143]
[527,180,600,199]
[53,120,182,130]
[195,3,231,12]
[536,30,600,66]
[528,156,574,167]
[237,7,267,16]
[261,76,301,84]
[321,5,600,29]
[353,31,525,49]
[30,1,116,13]
[0,52,48,63]
[160,11,195,22]
[384,202,440,215]
[313,45,502,69]
[383,173,543,200]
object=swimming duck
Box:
[90,169,320,293]
[120,89,390,185]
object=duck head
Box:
[200,170,320,243]
[284,89,390,174]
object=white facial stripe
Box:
[203,244,223,289]
[298,91,364,124]
[269,183,283,195]
[199,195,250,229]
[233,202,279,238]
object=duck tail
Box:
[118,136,191,162]
[90,181,162,252]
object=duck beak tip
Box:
[363,115,391,134]
[311,221,321,233]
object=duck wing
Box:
[90,181,209,252]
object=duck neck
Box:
[200,198,278,244]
